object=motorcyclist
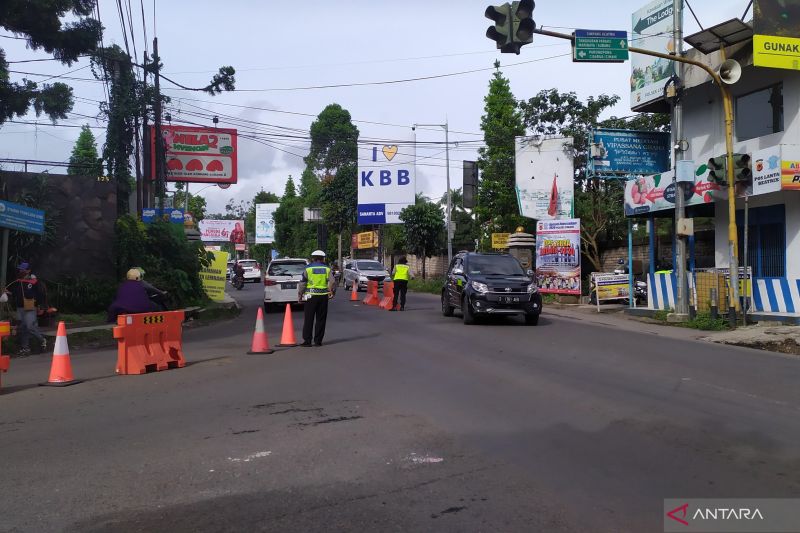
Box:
[232,260,245,287]
[133,267,168,310]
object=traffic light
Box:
[733,153,751,183]
[485,1,535,54]
[707,156,727,186]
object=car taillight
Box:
[264,279,277,286]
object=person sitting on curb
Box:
[6,262,47,356]
[107,268,157,322]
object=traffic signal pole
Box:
[532,26,740,326]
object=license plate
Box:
[283,282,297,289]
[500,296,520,303]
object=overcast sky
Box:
[0,0,747,214]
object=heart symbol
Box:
[382,145,398,161]
[167,158,183,171]
[186,159,203,171]
[206,160,223,172]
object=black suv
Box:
[441,252,543,325]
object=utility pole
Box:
[414,122,453,265]
[672,0,689,317]
[153,37,164,211]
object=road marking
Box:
[405,452,444,464]
[227,451,272,463]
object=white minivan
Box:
[263,258,309,311]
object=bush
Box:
[686,312,728,331]
[408,277,444,295]
[47,275,118,314]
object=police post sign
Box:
[357,139,415,224]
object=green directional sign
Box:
[573,29,629,63]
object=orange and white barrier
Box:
[363,280,380,306]
[113,311,186,375]
[379,281,398,311]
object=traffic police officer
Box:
[297,250,335,346]
[390,256,414,311]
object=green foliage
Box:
[440,188,478,252]
[686,313,728,331]
[653,309,671,322]
[274,177,315,258]
[67,125,102,177]
[400,199,445,279]
[114,215,211,307]
[6,174,61,274]
[476,63,526,244]
[0,1,101,124]
[408,277,444,295]
[49,275,117,314]
[172,189,208,221]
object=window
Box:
[466,255,525,276]
[735,84,783,141]
[737,205,785,278]
[268,261,306,276]
[356,261,384,271]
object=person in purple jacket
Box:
[107,268,157,322]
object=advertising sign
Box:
[141,208,184,224]
[491,233,510,249]
[0,200,45,235]
[357,140,415,224]
[630,0,675,110]
[199,250,229,302]
[782,160,800,190]
[535,218,581,295]
[255,203,279,244]
[356,231,379,249]
[590,129,671,176]
[592,272,630,310]
[515,136,574,220]
[573,29,629,62]
[753,146,783,195]
[754,0,800,71]
[152,125,238,184]
[198,219,245,243]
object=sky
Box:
[0,0,748,214]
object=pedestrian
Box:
[297,250,335,347]
[390,256,414,311]
[6,262,47,355]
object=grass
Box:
[542,293,558,304]
[408,277,445,295]
[56,312,107,327]
[651,308,729,331]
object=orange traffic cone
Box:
[247,307,274,354]
[41,322,82,387]
[276,303,298,347]
[350,282,359,302]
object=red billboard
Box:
[151,125,237,184]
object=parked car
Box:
[441,252,542,325]
[343,260,391,291]
[236,259,263,283]
[263,258,309,311]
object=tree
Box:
[440,188,477,252]
[67,125,102,178]
[304,104,359,268]
[0,1,101,125]
[274,177,306,258]
[172,186,207,221]
[399,199,445,279]
[519,88,670,272]
[476,62,526,245]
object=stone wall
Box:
[1,171,117,281]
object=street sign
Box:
[573,29,628,62]
[491,233,510,249]
[589,128,670,176]
[0,200,45,235]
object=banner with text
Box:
[357,139,416,224]
[199,251,229,302]
[515,136,574,220]
[590,128,670,176]
[152,125,238,184]
[754,0,800,71]
[535,218,581,295]
[255,203,279,244]
[631,0,675,110]
[198,219,245,243]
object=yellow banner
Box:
[753,34,800,71]
[357,231,378,249]
[491,233,510,249]
[199,250,229,302]
[782,160,800,190]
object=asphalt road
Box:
[2,283,800,532]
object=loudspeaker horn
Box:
[719,59,742,85]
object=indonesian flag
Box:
[547,174,559,217]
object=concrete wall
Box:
[1,171,117,281]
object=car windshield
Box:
[268,261,306,276]
[357,261,384,271]
[467,255,525,276]
[239,261,258,268]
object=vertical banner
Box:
[515,136,574,220]
[255,203,279,244]
[536,219,581,295]
[630,0,675,110]
[199,250,229,302]
[357,138,416,224]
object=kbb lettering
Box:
[361,169,413,187]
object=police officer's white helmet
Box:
[311,250,326,258]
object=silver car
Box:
[343,260,391,292]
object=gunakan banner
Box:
[535,218,581,295]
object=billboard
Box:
[152,125,238,184]
[198,219,245,243]
[754,0,800,70]
[199,250,229,302]
[589,129,671,176]
[355,231,379,249]
[535,218,581,296]
[630,0,675,110]
[491,233,510,249]
[357,140,415,224]
[515,136,574,220]
[255,203,279,244]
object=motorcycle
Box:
[232,274,245,290]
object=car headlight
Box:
[527,282,539,294]
[358,276,367,282]
[471,281,489,293]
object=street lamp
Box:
[414,122,452,266]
